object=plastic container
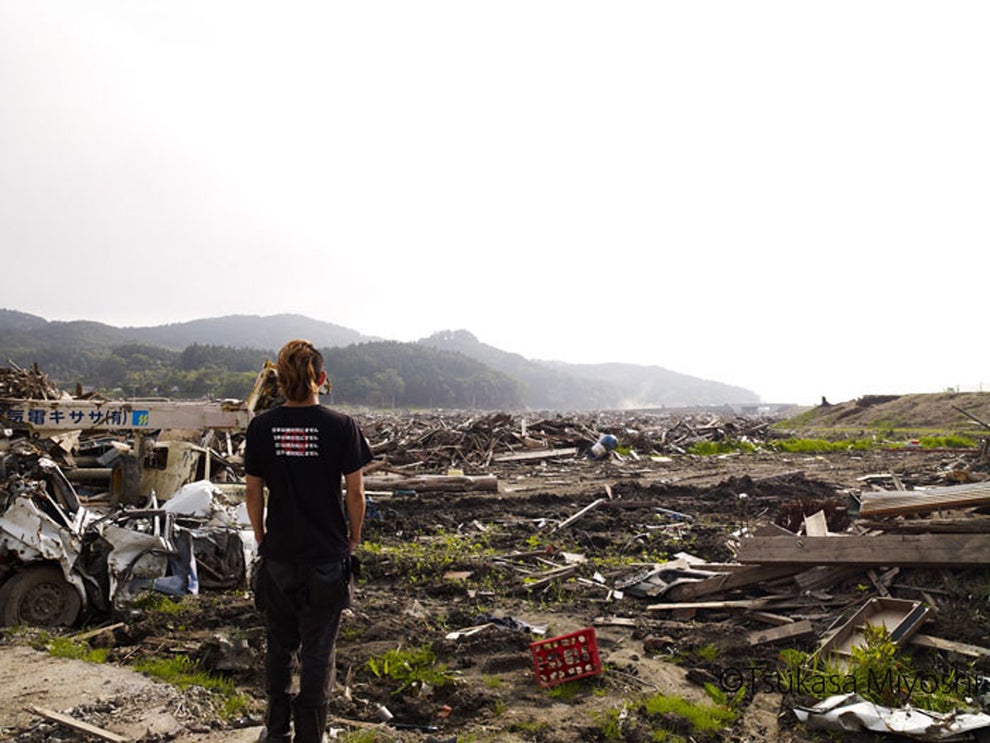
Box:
[529,627,602,688]
[588,434,619,460]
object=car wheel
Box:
[0,566,82,626]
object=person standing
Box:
[245,339,373,742]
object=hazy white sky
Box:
[2,2,987,404]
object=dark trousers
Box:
[259,558,350,740]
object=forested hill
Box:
[0,309,760,409]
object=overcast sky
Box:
[2,2,986,405]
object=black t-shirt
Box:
[244,404,373,562]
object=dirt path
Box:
[0,644,264,741]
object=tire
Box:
[0,566,83,627]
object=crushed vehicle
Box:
[0,437,256,626]
[0,365,276,626]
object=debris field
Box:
[1,366,989,742]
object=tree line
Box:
[5,341,526,409]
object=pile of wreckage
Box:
[0,364,260,627]
[609,476,990,739]
[360,408,781,470]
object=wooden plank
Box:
[736,534,990,567]
[492,447,578,462]
[647,598,775,612]
[908,633,990,658]
[856,518,990,534]
[27,706,128,742]
[792,565,863,591]
[748,619,814,646]
[593,616,637,627]
[362,474,498,492]
[553,498,607,532]
[745,611,796,626]
[664,564,801,602]
[859,482,990,517]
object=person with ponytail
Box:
[245,339,373,742]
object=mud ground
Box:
[2,444,989,742]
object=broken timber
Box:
[747,619,814,646]
[858,481,990,517]
[663,565,801,602]
[492,447,578,462]
[908,633,990,658]
[362,474,498,492]
[736,534,990,567]
[553,498,606,532]
[26,706,127,743]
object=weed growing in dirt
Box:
[340,624,366,642]
[688,440,756,455]
[133,653,250,720]
[594,690,737,741]
[362,530,498,586]
[782,625,971,713]
[591,706,625,740]
[129,591,189,616]
[135,654,233,692]
[510,719,551,735]
[918,434,976,448]
[44,635,108,664]
[546,680,583,701]
[367,644,457,694]
[694,643,719,662]
[770,437,874,453]
[688,436,887,455]
[219,692,251,719]
[640,692,737,733]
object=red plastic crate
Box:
[529,627,602,688]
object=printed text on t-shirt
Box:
[273,427,320,457]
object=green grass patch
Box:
[362,530,498,585]
[769,437,875,453]
[593,689,738,740]
[687,440,756,455]
[918,435,976,448]
[509,719,551,735]
[128,592,188,615]
[133,653,251,720]
[591,707,626,740]
[134,654,234,693]
[46,636,108,664]
[694,643,719,662]
[641,692,737,731]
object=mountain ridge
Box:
[0,309,761,408]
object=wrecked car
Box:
[0,440,254,626]
[0,371,265,626]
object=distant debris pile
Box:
[0,362,65,400]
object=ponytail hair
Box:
[276,339,325,403]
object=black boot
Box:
[291,703,328,743]
[259,693,292,742]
